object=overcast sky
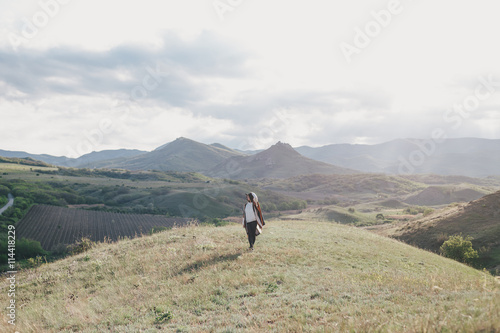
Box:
[1,0,499,157]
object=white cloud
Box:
[1,0,500,156]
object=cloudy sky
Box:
[1,0,499,157]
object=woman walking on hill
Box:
[243,192,265,251]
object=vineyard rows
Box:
[16,205,192,250]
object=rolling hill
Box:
[259,173,426,204]
[403,185,487,206]
[387,190,500,272]
[0,156,52,168]
[206,141,358,179]
[1,220,498,331]
[0,148,146,168]
[0,149,71,166]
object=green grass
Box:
[0,195,7,207]
[1,220,498,332]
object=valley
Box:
[1,137,500,274]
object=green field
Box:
[1,219,498,332]
[0,163,303,221]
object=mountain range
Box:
[0,148,146,168]
[296,138,500,177]
[2,137,500,178]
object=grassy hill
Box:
[261,173,426,204]
[0,156,53,168]
[259,174,500,214]
[403,185,487,206]
[2,220,498,332]
[285,206,377,226]
[390,190,500,273]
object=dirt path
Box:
[0,193,14,215]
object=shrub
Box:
[440,234,479,265]
[68,237,95,255]
[150,226,170,235]
[422,208,434,217]
[201,218,229,227]
[16,238,48,259]
[154,309,173,324]
[261,202,277,212]
[404,206,434,216]
[375,213,384,220]
[26,255,45,268]
[0,184,10,196]
[51,243,70,256]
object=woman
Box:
[242,192,265,251]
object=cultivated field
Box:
[16,205,192,250]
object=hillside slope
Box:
[403,185,487,206]
[207,142,357,179]
[260,173,426,203]
[393,190,500,271]
[2,220,498,332]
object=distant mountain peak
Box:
[263,141,300,156]
[169,137,195,145]
[206,140,357,179]
[274,141,291,147]
[154,137,196,151]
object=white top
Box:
[245,202,257,222]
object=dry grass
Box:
[1,220,499,332]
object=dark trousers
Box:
[246,221,257,248]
